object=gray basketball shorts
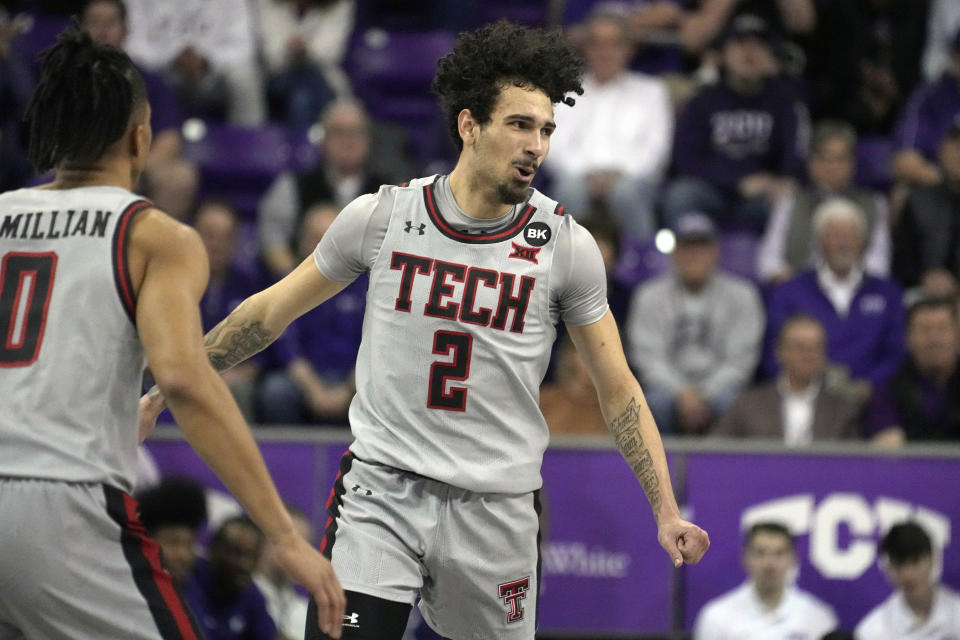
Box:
[0,477,203,640]
[321,452,542,639]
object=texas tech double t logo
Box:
[498,577,530,623]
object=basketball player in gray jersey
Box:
[0,29,345,639]
[142,20,710,640]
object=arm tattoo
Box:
[609,398,662,517]
[205,316,274,372]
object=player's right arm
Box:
[130,210,345,637]
[138,254,350,438]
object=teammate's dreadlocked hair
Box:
[24,26,147,173]
[432,20,584,152]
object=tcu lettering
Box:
[390,251,534,333]
[498,577,529,623]
[742,494,951,579]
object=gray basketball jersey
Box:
[0,186,150,492]
[314,176,608,493]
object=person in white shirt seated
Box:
[694,522,838,640]
[545,8,673,241]
[855,521,960,639]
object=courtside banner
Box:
[536,448,674,634]
[683,452,960,631]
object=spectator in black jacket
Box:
[894,117,960,301]
[867,297,960,447]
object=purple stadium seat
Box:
[719,231,760,283]
[347,30,457,168]
[13,12,70,71]
[183,123,294,218]
[615,235,671,287]
[854,136,894,191]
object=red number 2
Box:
[427,330,473,411]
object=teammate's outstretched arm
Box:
[567,311,710,567]
[139,254,348,438]
[131,210,346,636]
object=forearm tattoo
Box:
[610,398,662,518]
[205,315,274,372]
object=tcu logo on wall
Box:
[741,494,951,579]
[498,577,530,622]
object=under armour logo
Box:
[509,242,540,264]
[498,577,529,623]
[404,221,426,235]
[351,484,372,496]
[343,612,360,628]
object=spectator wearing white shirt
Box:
[712,314,861,444]
[124,0,265,124]
[856,521,960,639]
[694,522,838,640]
[546,9,673,241]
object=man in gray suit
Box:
[712,314,861,444]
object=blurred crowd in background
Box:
[2,0,960,447]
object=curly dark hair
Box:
[431,20,584,152]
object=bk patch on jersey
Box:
[522,221,551,247]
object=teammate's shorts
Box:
[321,452,542,639]
[0,477,203,640]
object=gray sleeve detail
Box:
[556,220,609,326]
[257,172,299,251]
[313,189,392,282]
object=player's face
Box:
[473,84,555,205]
[809,138,855,192]
[908,308,960,372]
[744,531,795,595]
[153,526,198,585]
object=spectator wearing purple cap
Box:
[626,212,764,435]
[663,13,809,232]
[892,30,960,187]
[893,118,960,301]
[763,198,905,406]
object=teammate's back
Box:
[0,186,149,490]
[0,27,344,639]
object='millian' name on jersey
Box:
[390,251,534,333]
[0,210,113,241]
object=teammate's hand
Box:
[270,534,346,638]
[137,386,166,443]
[657,518,710,567]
